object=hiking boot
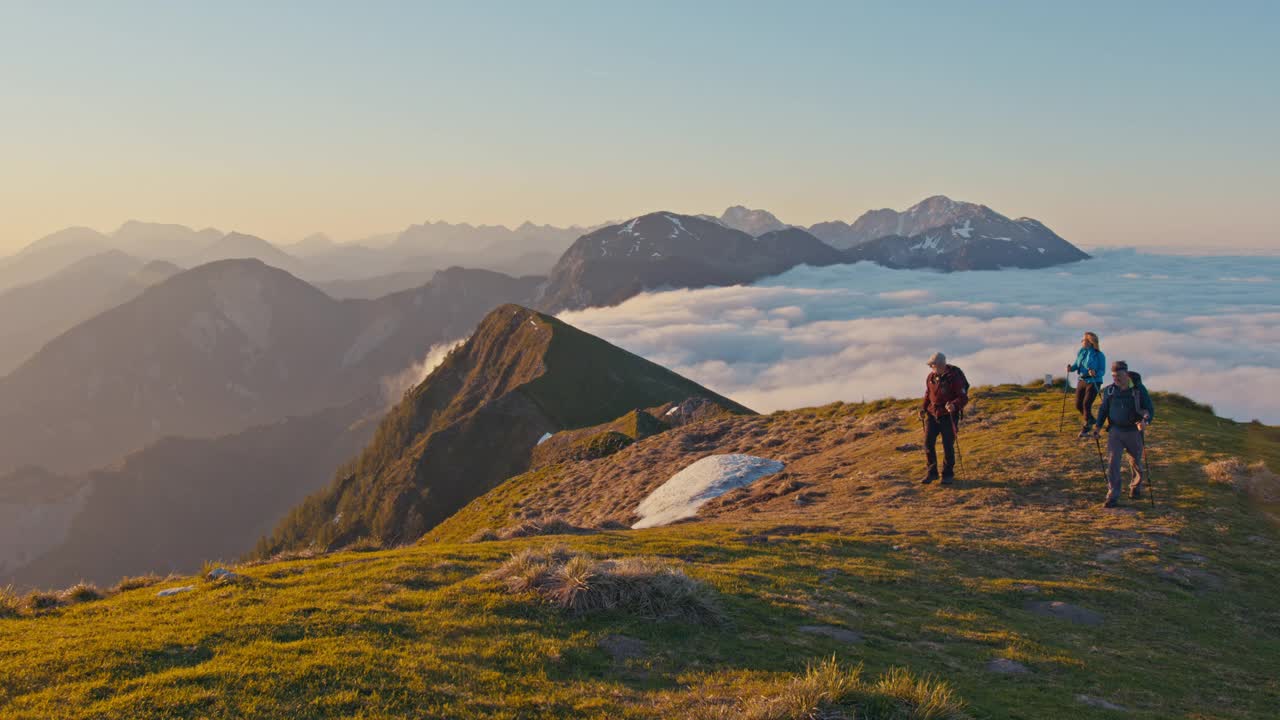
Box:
[940,474,955,486]
[920,473,938,484]
[1076,427,1091,440]
[1103,496,1119,508]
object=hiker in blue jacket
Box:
[1067,331,1106,439]
[1093,360,1155,507]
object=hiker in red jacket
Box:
[918,352,968,485]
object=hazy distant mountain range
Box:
[1,197,1083,299]
[0,261,541,475]
[0,251,182,376]
[0,195,1089,588]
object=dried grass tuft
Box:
[490,548,723,624]
[113,574,165,593]
[60,582,103,604]
[1204,458,1280,503]
[688,658,969,720]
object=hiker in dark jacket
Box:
[918,352,968,485]
[1093,360,1155,507]
[1067,331,1106,439]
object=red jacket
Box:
[922,366,968,418]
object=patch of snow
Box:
[910,235,941,253]
[980,235,1012,242]
[537,432,553,445]
[951,219,973,239]
[1037,247,1046,254]
[619,218,640,235]
[632,454,785,529]
[651,252,662,258]
[665,406,681,416]
[665,215,685,238]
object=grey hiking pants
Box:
[1105,428,1146,498]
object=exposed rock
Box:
[1157,566,1223,591]
[985,658,1030,675]
[598,634,648,662]
[798,625,863,644]
[206,567,247,584]
[1075,694,1126,711]
[156,586,195,597]
[1025,601,1104,626]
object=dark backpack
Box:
[1104,370,1148,421]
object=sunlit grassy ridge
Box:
[3,384,1278,718]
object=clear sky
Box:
[2,1,1277,252]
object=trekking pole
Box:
[951,414,965,479]
[1092,433,1110,489]
[1142,428,1156,509]
[1059,372,1071,433]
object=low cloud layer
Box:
[559,251,1280,423]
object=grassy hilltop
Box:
[3,383,1278,719]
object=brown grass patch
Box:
[490,548,723,624]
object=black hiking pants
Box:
[1076,382,1100,429]
[924,413,957,477]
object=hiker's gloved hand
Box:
[945,402,956,413]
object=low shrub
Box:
[25,590,61,611]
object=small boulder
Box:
[798,625,863,644]
[1026,601,1103,626]
[206,567,247,584]
[156,586,195,598]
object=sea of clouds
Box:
[558,250,1280,424]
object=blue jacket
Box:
[1069,347,1106,386]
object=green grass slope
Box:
[3,383,1278,719]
